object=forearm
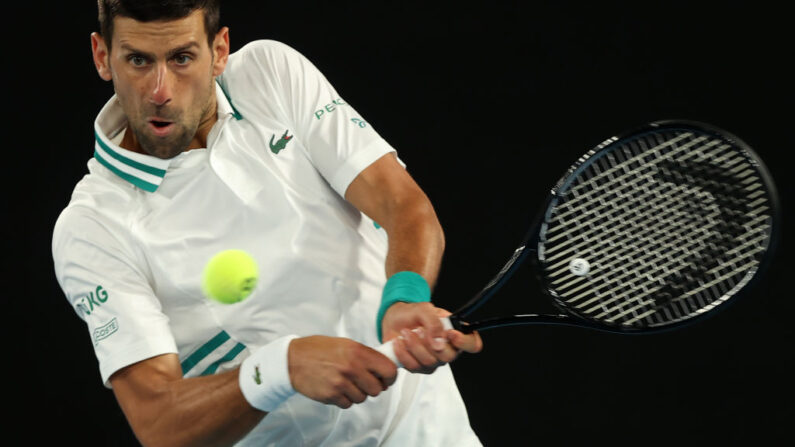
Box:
[113,366,264,447]
[382,194,445,288]
[378,202,484,370]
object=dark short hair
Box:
[97,0,221,51]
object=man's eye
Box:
[129,55,147,66]
[174,54,192,65]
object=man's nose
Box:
[150,63,172,106]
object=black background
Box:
[13,1,792,445]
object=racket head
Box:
[534,120,779,333]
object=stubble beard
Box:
[131,109,198,160]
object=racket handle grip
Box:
[373,317,454,368]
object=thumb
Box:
[448,329,483,354]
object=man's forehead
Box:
[112,9,208,50]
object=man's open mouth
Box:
[148,119,175,136]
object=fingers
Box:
[330,366,386,409]
[382,302,447,349]
[337,379,367,408]
[381,302,445,348]
[395,328,437,370]
[431,307,483,354]
[413,305,447,351]
[393,326,459,373]
[349,367,387,399]
[289,336,398,409]
[447,329,483,354]
[335,346,398,407]
[379,302,484,373]
[366,348,399,388]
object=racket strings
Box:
[617,149,768,323]
[547,218,721,309]
[568,174,767,280]
[556,224,722,308]
[539,130,773,328]
[644,149,767,308]
[557,133,748,242]
[619,157,769,324]
[548,147,733,235]
[544,180,721,269]
[545,178,711,247]
[545,142,735,280]
[553,133,720,222]
[610,186,763,321]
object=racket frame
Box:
[449,120,780,335]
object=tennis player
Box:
[52,1,482,445]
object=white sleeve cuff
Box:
[330,139,404,198]
[238,334,299,412]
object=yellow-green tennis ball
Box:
[202,249,259,304]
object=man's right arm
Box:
[110,353,261,447]
[110,336,398,447]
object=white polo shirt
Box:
[52,40,480,446]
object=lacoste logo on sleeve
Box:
[269,130,293,154]
[254,365,262,384]
[93,318,119,345]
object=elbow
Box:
[131,418,173,447]
[118,392,182,447]
[136,428,191,447]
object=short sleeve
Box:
[221,40,404,197]
[52,208,177,387]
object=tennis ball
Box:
[202,249,259,304]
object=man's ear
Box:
[211,27,230,77]
[91,32,113,81]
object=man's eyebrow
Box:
[119,42,201,58]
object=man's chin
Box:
[139,134,191,159]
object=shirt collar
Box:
[93,81,237,192]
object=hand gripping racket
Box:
[376,120,779,366]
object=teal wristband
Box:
[376,271,431,342]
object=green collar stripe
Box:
[199,342,246,376]
[94,150,159,192]
[181,331,231,375]
[94,131,167,178]
[218,82,243,121]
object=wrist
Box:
[238,334,299,412]
[377,271,431,342]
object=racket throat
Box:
[454,245,538,318]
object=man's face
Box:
[93,10,225,159]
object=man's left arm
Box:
[345,152,482,372]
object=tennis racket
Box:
[376,120,779,366]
